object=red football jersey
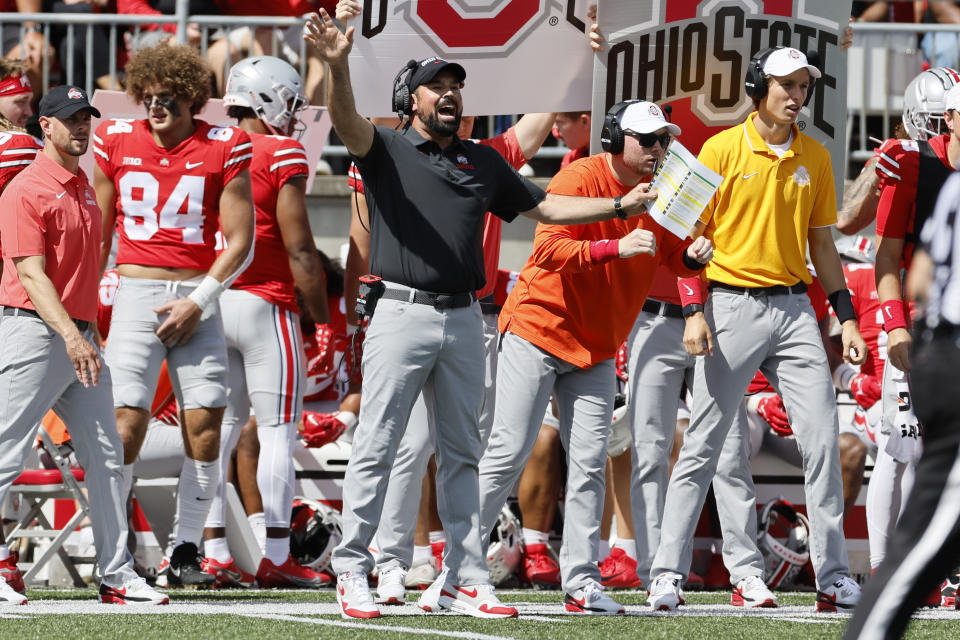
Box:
[0,130,42,192]
[875,135,951,268]
[94,118,252,271]
[843,262,885,380]
[225,133,309,313]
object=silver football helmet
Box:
[902,67,960,140]
[757,498,810,589]
[224,55,307,138]
[835,234,875,264]
[486,505,522,586]
[289,496,343,572]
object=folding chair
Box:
[6,428,93,587]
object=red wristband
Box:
[881,299,908,331]
[678,277,706,306]
[589,239,620,263]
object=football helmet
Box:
[757,498,810,589]
[224,55,307,138]
[289,497,343,572]
[902,67,960,140]
[486,505,522,586]
[835,234,875,264]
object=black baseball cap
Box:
[407,57,466,91]
[38,85,101,119]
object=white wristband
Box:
[187,275,225,311]
[832,362,857,392]
[336,411,358,430]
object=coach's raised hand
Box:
[304,9,353,64]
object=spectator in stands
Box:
[1,0,55,102]
[553,111,590,167]
[50,0,120,90]
[117,0,216,50]
[206,0,336,104]
[920,1,960,69]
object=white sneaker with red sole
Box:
[376,565,407,605]
[98,577,169,605]
[438,583,518,618]
[564,581,625,615]
[731,575,777,608]
[816,576,861,613]
[0,575,26,606]
[336,571,380,619]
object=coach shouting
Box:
[0,86,166,606]
[304,9,657,620]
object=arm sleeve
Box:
[485,149,545,222]
[92,120,117,181]
[660,231,699,277]
[876,142,918,239]
[271,138,310,191]
[528,221,592,272]
[0,185,45,258]
[222,127,253,185]
[479,127,527,170]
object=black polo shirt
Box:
[355,125,546,293]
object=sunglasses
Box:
[625,131,671,148]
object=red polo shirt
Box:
[0,152,102,322]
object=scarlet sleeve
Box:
[0,182,45,258]
[269,138,310,192]
[529,221,592,272]
[92,119,124,182]
[875,140,919,239]
[221,126,253,185]
[117,0,177,33]
[659,231,699,278]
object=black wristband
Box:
[682,303,704,318]
[828,288,857,324]
[682,252,707,271]
[613,195,626,219]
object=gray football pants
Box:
[374,312,499,572]
[651,289,849,589]
[0,315,138,588]
[331,289,489,586]
[627,307,763,585]
[478,331,614,593]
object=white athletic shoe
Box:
[0,575,26,606]
[336,571,380,619]
[438,583,518,618]
[816,575,861,613]
[731,575,777,608]
[564,581,625,615]
[98,576,169,605]
[376,565,407,605]
[405,557,438,589]
[417,568,449,612]
[648,572,683,611]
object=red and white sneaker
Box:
[438,583,518,618]
[201,557,255,589]
[257,556,328,589]
[731,575,777,608]
[155,557,170,588]
[522,543,561,589]
[0,553,25,594]
[337,571,380,619]
[376,565,407,605]
[565,581,625,615]
[816,576,861,612]
[941,574,960,608]
[599,548,643,589]
[0,575,26,605]
[647,572,683,611]
[98,576,169,605]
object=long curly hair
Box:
[124,43,212,114]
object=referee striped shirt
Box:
[922,172,960,326]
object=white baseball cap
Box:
[619,101,682,136]
[763,47,821,79]
[945,82,960,111]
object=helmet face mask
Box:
[902,67,960,140]
[486,505,522,586]
[757,498,810,589]
[289,497,343,572]
[224,55,308,139]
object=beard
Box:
[420,103,461,137]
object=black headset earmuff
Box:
[744,47,779,100]
[600,100,640,154]
[392,59,418,119]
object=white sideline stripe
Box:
[0,613,28,619]
[240,613,523,640]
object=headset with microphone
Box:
[744,46,818,107]
[392,59,419,120]
[599,100,674,155]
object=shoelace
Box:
[742,575,766,590]
[124,576,149,592]
[582,582,604,602]
[345,574,374,604]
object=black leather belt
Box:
[478,293,501,316]
[642,299,683,319]
[711,282,807,296]
[381,288,476,310]
[3,306,90,332]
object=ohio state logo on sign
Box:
[363,0,584,55]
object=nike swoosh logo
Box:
[455,585,478,598]
[742,172,758,179]
[56,191,67,199]
[186,161,203,169]
[682,284,694,296]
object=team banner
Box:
[83,91,332,193]
[346,0,596,117]
[592,0,851,201]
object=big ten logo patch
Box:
[602,1,841,138]
[361,0,587,55]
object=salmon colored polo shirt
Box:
[0,151,102,322]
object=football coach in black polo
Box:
[304,9,658,620]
